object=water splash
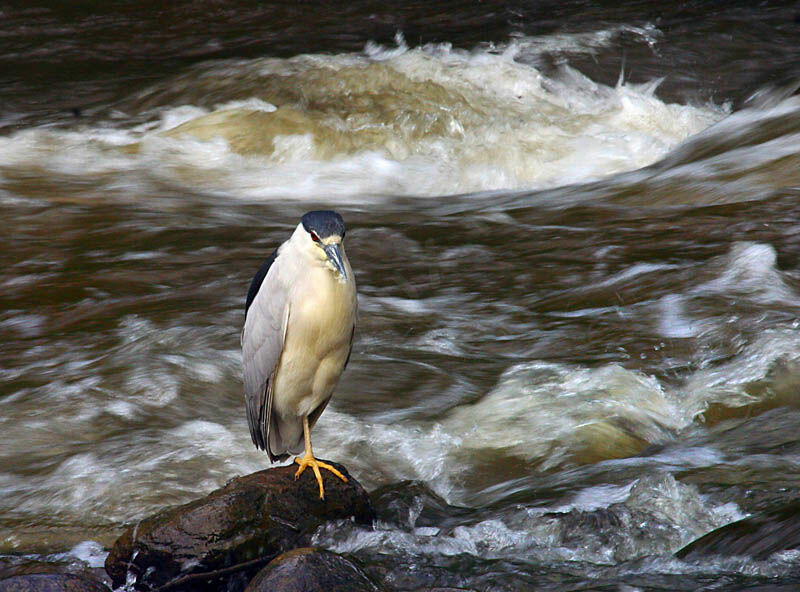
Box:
[0,35,725,203]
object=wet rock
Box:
[0,560,65,581]
[411,589,479,592]
[245,547,383,592]
[0,573,110,592]
[105,463,374,591]
[0,557,110,592]
[676,500,800,560]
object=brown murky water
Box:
[2,1,800,589]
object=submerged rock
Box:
[0,560,73,581]
[244,547,383,592]
[0,557,111,592]
[105,463,374,591]
[677,500,800,560]
[0,573,110,592]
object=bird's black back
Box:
[245,248,278,315]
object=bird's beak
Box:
[323,243,347,280]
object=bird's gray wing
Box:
[241,246,290,459]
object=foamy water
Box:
[4,7,800,589]
[0,35,727,203]
[4,233,800,531]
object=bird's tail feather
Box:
[267,414,303,462]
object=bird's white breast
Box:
[272,257,356,418]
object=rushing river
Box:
[2,1,800,589]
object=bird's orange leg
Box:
[294,415,347,499]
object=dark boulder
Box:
[677,500,800,560]
[411,589,479,592]
[0,574,110,592]
[0,560,68,581]
[0,557,111,592]
[244,547,383,592]
[105,463,374,591]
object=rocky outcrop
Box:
[105,463,374,591]
[244,547,384,592]
[0,574,110,592]
[0,557,111,592]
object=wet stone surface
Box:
[245,547,383,592]
[104,464,374,591]
[0,573,110,592]
[0,557,111,592]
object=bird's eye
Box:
[310,232,320,243]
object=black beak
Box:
[323,243,347,280]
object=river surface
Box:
[2,1,800,590]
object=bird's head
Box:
[299,210,349,281]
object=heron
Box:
[241,210,357,499]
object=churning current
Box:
[2,1,800,590]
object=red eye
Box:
[310,232,320,242]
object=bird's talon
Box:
[294,454,348,499]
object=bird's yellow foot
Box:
[294,454,348,499]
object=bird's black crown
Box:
[301,210,346,239]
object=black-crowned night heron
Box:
[242,210,357,499]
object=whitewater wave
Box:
[0,34,726,203]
